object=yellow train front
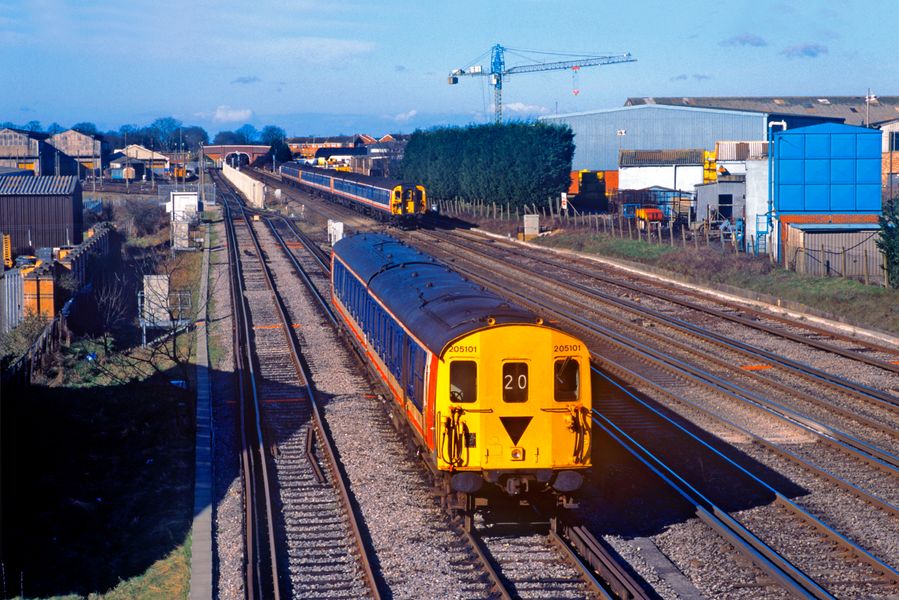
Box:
[331,233,591,505]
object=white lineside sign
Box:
[222,163,265,208]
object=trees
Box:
[401,122,574,210]
[151,117,183,151]
[46,122,65,135]
[181,125,209,152]
[72,122,99,136]
[236,123,258,144]
[259,125,286,146]
[877,200,899,288]
[213,130,243,145]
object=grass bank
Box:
[534,231,899,336]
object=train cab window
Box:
[449,361,477,403]
[554,358,579,401]
[502,362,528,403]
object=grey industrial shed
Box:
[0,175,83,255]
[542,104,778,171]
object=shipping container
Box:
[23,265,55,318]
[773,123,881,214]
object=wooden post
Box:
[841,247,847,279]
[681,225,686,247]
[864,248,869,285]
[884,252,890,288]
[627,219,632,239]
[492,202,496,220]
[669,220,674,247]
[705,226,710,246]
[694,228,699,249]
[822,244,828,277]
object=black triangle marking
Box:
[499,416,533,446]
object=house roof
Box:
[620,149,706,167]
[625,96,899,127]
[0,175,79,195]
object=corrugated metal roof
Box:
[626,96,899,127]
[0,175,79,196]
[620,149,705,167]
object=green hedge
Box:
[401,122,574,209]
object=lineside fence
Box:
[435,198,891,288]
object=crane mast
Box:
[449,44,636,124]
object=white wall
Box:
[222,163,265,209]
[618,165,704,193]
[744,158,770,254]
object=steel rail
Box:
[259,215,383,600]
[592,367,899,587]
[589,396,829,599]
[221,194,282,599]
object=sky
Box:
[1,0,897,137]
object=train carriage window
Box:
[554,358,580,401]
[450,361,477,403]
[502,362,528,403]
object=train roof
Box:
[333,233,541,356]
[282,161,406,189]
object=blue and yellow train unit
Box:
[331,233,592,505]
[279,161,427,226]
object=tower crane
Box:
[449,44,636,124]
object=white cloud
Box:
[393,109,417,123]
[204,105,253,123]
[502,102,550,115]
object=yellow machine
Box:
[2,234,11,269]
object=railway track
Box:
[218,171,381,599]
[267,207,656,599]
[398,229,899,597]
[241,168,899,597]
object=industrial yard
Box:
[2,2,899,599]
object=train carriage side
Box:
[281,162,426,226]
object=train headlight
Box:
[510,447,525,461]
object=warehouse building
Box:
[540,104,836,171]
[624,96,899,127]
[0,128,80,176]
[47,129,109,177]
[0,176,83,255]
